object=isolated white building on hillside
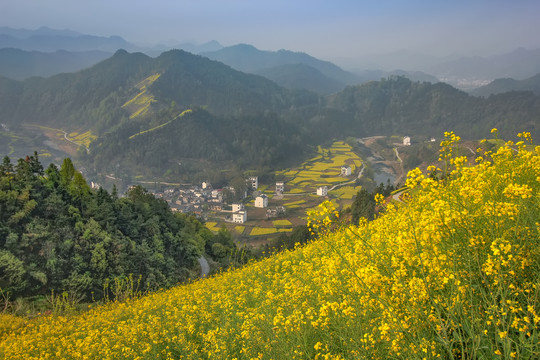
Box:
[317,186,328,196]
[403,136,411,146]
[254,194,268,208]
[341,165,352,177]
[275,182,285,194]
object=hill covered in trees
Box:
[87,107,306,180]
[0,49,317,132]
[323,76,540,140]
[0,153,238,301]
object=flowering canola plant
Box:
[1,132,539,359]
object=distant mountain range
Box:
[200,44,443,94]
[469,73,540,97]
[202,44,358,84]
[3,27,540,93]
[0,48,111,80]
[0,27,441,94]
[337,47,540,91]
[429,48,540,86]
[0,26,136,52]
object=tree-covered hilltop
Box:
[0,49,318,132]
[324,76,540,140]
[0,153,237,301]
[87,107,307,180]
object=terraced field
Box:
[122,73,161,119]
[276,141,362,194]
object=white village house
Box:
[248,176,258,190]
[254,194,268,208]
[317,186,328,196]
[232,210,247,224]
[340,165,352,177]
[232,203,244,212]
[403,136,411,146]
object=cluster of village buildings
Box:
[146,177,288,224]
[145,166,355,225]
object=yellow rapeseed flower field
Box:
[1,132,539,359]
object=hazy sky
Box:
[2,0,540,60]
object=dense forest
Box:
[0,153,238,301]
[86,107,307,180]
[325,76,540,140]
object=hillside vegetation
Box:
[1,131,538,359]
[0,154,238,302]
[326,76,540,140]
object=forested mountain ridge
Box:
[323,76,540,140]
[87,107,307,180]
[254,63,345,94]
[201,44,357,83]
[0,48,112,80]
[201,44,362,93]
[0,153,237,300]
[0,49,316,133]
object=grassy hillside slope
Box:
[1,132,539,359]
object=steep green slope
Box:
[1,133,538,359]
[88,107,306,179]
[0,49,313,132]
[0,50,152,131]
